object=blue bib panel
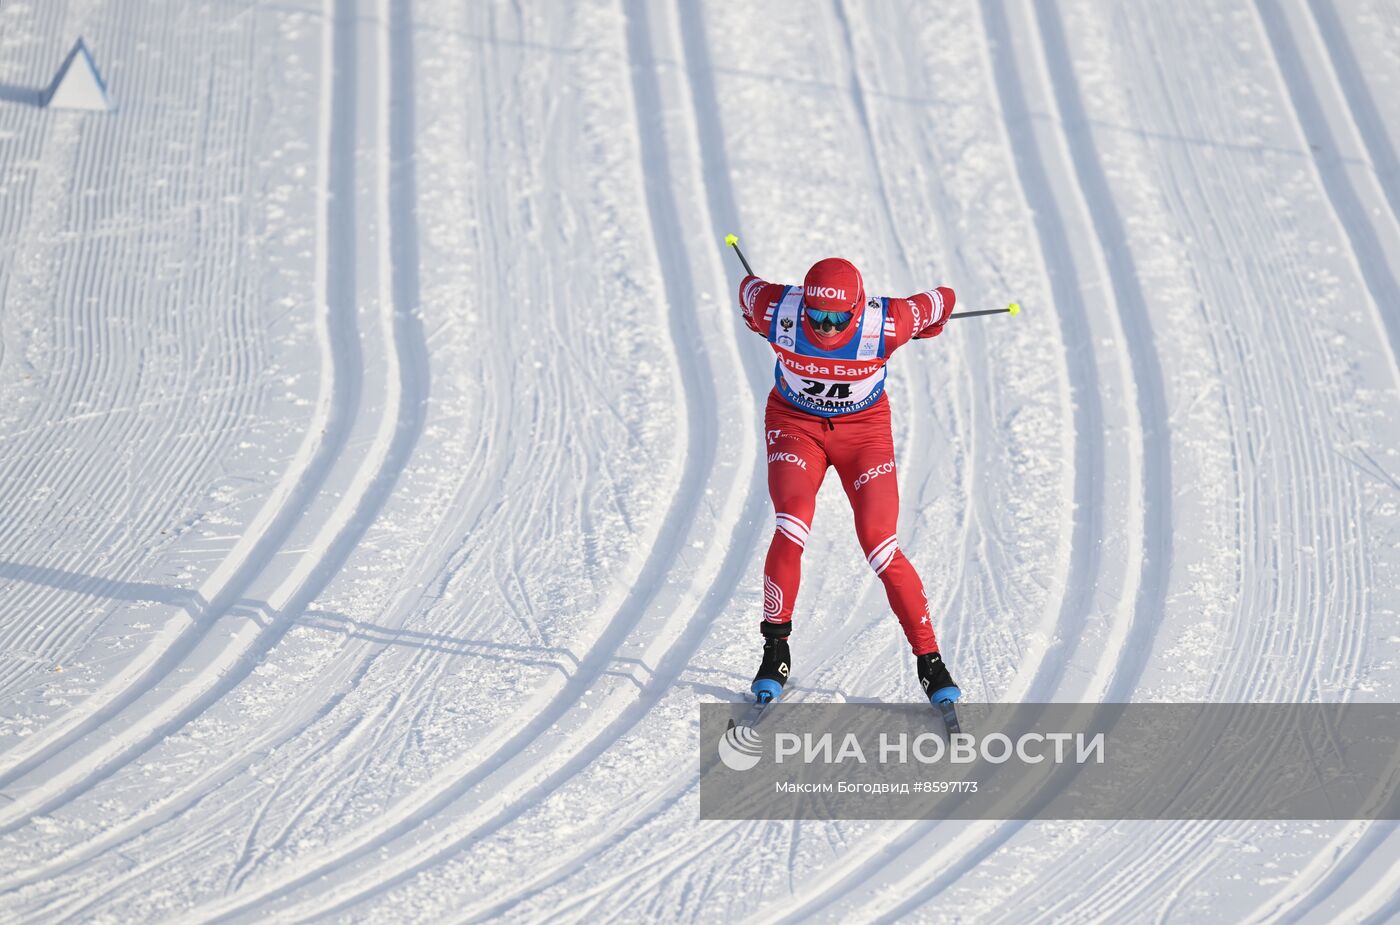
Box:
[767,287,889,417]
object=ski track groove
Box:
[980,1,1376,920]
[0,0,362,797]
[160,0,768,918]
[15,0,453,890]
[348,2,814,915]
[1030,0,1171,705]
[1085,0,1376,908]
[940,0,1103,710]
[1208,3,1396,923]
[120,1,588,889]
[2,0,429,905]
[214,0,795,918]
[1268,0,1400,384]
[23,0,443,903]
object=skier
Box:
[739,256,960,708]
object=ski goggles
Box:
[805,308,854,326]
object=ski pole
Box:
[724,233,754,276]
[949,302,1020,320]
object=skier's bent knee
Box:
[774,512,810,549]
[865,535,899,575]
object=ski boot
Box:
[917,651,960,703]
[751,621,791,704]
[917,651,961,734]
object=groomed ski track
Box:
[0,1,1397,923]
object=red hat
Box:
[803,257,864,314]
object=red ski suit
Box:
[740,274,955,655]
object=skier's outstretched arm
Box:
[739,274,786,336]
[885,286,957,352]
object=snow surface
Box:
[1,0,1398,922]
